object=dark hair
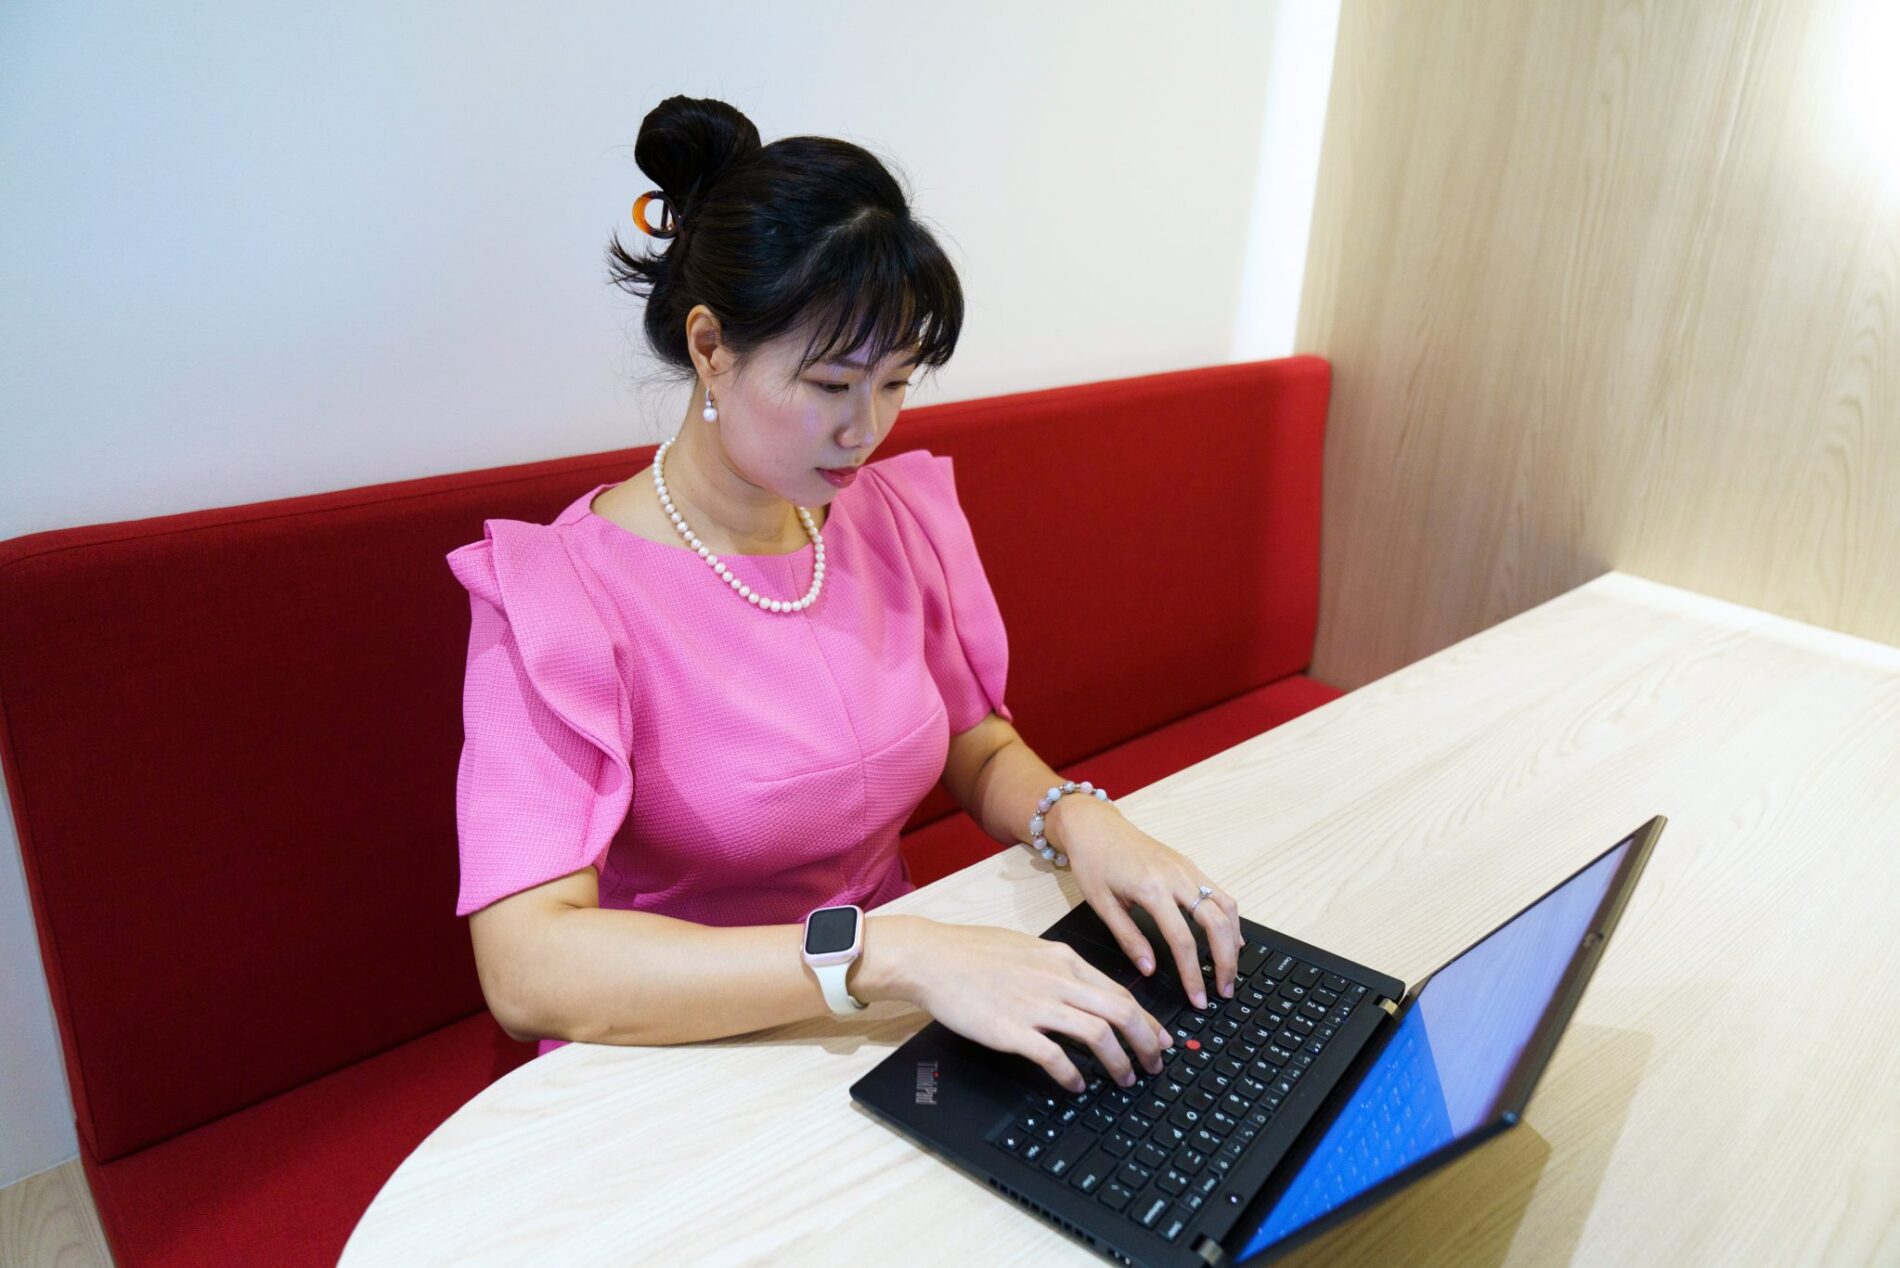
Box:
[606,95,963,390]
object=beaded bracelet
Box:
[1026,780,1111,868]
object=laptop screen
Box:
[1233,836,1635,1262]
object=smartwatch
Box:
[801,904,868,1013]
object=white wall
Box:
[0,0,1338,1187]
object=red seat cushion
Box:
[79,1011,534,1268]
[900,672,1343,887]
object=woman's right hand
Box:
[895,917,1173,1094]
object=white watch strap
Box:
[815,962,867,1012]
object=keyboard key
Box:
[1168,1102,1205,1132]
[1068,1144,1114,1194]
[1289,961,1322,988]
[1116,1161,1153,1190]
[1133,1188,1172,1229]
[1042,1129,1094,1178]
[996,1127,1025,1154]
[1321,972,1349,993]
[1239,942,1271,977]
[1136,1140,1171,1170]
[1158,1203,1196,1243]
[1150,1121,1191,1150]
[1156,1166,1191,1196]
[1099,1179,1136,1212]
[1102,1130,1137,1158]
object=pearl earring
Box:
[701,383,718,423]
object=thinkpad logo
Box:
[914,1059,940,1105]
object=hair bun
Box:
[634,95,763,224]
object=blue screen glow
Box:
[1236,839,1631,1261]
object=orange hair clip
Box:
[632,189,678,239]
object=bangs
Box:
[783,214,962,377]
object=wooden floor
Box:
[0,1160,111,1268]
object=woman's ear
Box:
[684,304,726,380]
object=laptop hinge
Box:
[1190,1234,1227,1266]
[1376,996,1399,1016]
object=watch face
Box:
[805,906,859,955]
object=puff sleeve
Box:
[446,522,634,917]
[883,450,1015,734]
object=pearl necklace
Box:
[652,435,826,614]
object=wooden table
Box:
[342,572,1900,1265]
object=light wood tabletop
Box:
[342,571,1900,1266]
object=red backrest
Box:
[0,355,1329,1162]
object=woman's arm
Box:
[942,710,1238,1003]
[466,832,1170,1091]
[951,713,1123,861]
[468,867,920,1045]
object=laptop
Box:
[850,816,1664,1267]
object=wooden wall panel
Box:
[1302,0,1900,688]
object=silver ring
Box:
[1186,883,1214,914]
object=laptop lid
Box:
[1223,816,1664,1264]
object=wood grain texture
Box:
[341,572,1900,1265]
[0,1160,111,1268]
[1303,0,1900,690]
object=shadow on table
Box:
[1263,1023,1652,1267]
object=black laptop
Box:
[850,816,1664,1266]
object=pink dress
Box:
[445,448,1013,1056]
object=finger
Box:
[1191,891,1240,998]
[1066,967,1172,1073]
[1090,898,1159,976]
[1149,893,1210,1009]
[1048,1007,1139,1088]
[1025,1032,1088,1094]
[1216,889,1246,988]
[1073,957,1175,1053]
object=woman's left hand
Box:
[1053,797,1244,1011]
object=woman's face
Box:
[713,321,925,505]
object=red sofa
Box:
[0,355,1341,1267]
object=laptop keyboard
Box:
[988,941,1369,1247]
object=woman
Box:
[448,95,1244,1096]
